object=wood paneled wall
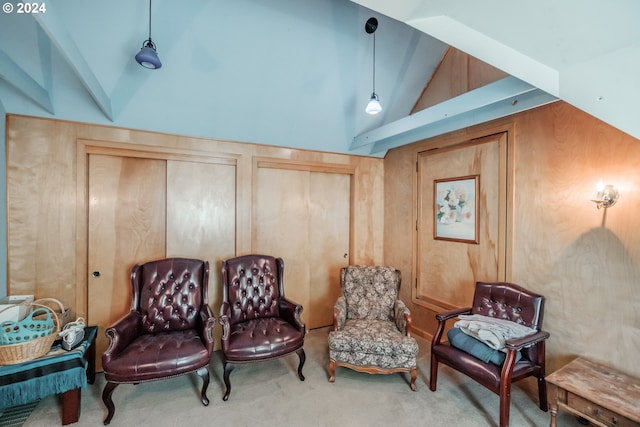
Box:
[385,61,640,377]
[6,115,384,324]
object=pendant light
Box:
[365,17,382,115]
[135,0,162,69]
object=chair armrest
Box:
[431,307,472,348]
[219,301,231,341]
[394,299,413,336]
[103,311,142,360]
[333,296,346,331]
[505,330,550,351]
[198,303,216,353]
[279,297,306,332]
[435,307,473,322]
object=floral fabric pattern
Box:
[329,265,418,370]
[342,265,399,321]
[329,319,418,369]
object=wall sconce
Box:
[591,179,619,209]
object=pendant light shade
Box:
[135,0,161,69]
[136,40,161,69]
[365,17,381,115]
[365,93,382,115]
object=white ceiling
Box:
[1,0,639,157]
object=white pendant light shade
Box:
[365,93,382,115]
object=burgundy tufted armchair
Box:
[219,254,306,401]
[430,281,550,427]
[101,258,215,425]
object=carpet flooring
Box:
[18,327,586,426]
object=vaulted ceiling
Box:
[1,1,638,157]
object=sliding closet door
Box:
[166,159,237,343]
[87,154,167,367]
[253,165,351,329]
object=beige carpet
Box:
[22,327,585,427]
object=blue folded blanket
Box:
[447,327,521,366]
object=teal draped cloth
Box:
[0,326,96,409]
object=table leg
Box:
[86,332,96,384]
[61,388,80,425]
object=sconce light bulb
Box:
[596,179,604,192]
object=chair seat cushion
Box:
[328,319,418,369]
[103,330,210,383]
[224,317,304,362]
[433,343,535,390]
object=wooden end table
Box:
[545,357,640,427]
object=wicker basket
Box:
[0,298,63,365]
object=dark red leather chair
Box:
[219,254,306,401]
[430,281,549,427]
[101,258,215,425]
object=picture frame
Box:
[434,175,479,244]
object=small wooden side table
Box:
[545,357,640,427]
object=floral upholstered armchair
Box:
[328,265,419,390]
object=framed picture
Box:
[434,175,479,244]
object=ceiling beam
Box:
[0,49,54,114]
[351,77,558,155]
[33,13,113,121]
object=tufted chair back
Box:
[341,265,400,321]
[133,257,208,333]
[101,257,215,425]
[471,281,544,364]
[221,254,282,326]
[471,281,544,330]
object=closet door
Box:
[166,159,237,344]
[253,165,351,329]
[87,154,167,367]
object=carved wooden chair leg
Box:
[328,359,336,382]
[101,381,119,425]
[196,366,210,406]
[222,362,234,401]
[409,367,417,391]
[296,348,306,381]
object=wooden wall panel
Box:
[6,115,384,337]
[384,101,640,377]
[6,119,78,311]
[412,47,506,113]
[416,135,504,310]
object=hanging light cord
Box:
[147,0,153,41]
[372,31,376,94]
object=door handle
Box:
[92,271,101,278]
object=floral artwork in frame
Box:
[434,175,479,244]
